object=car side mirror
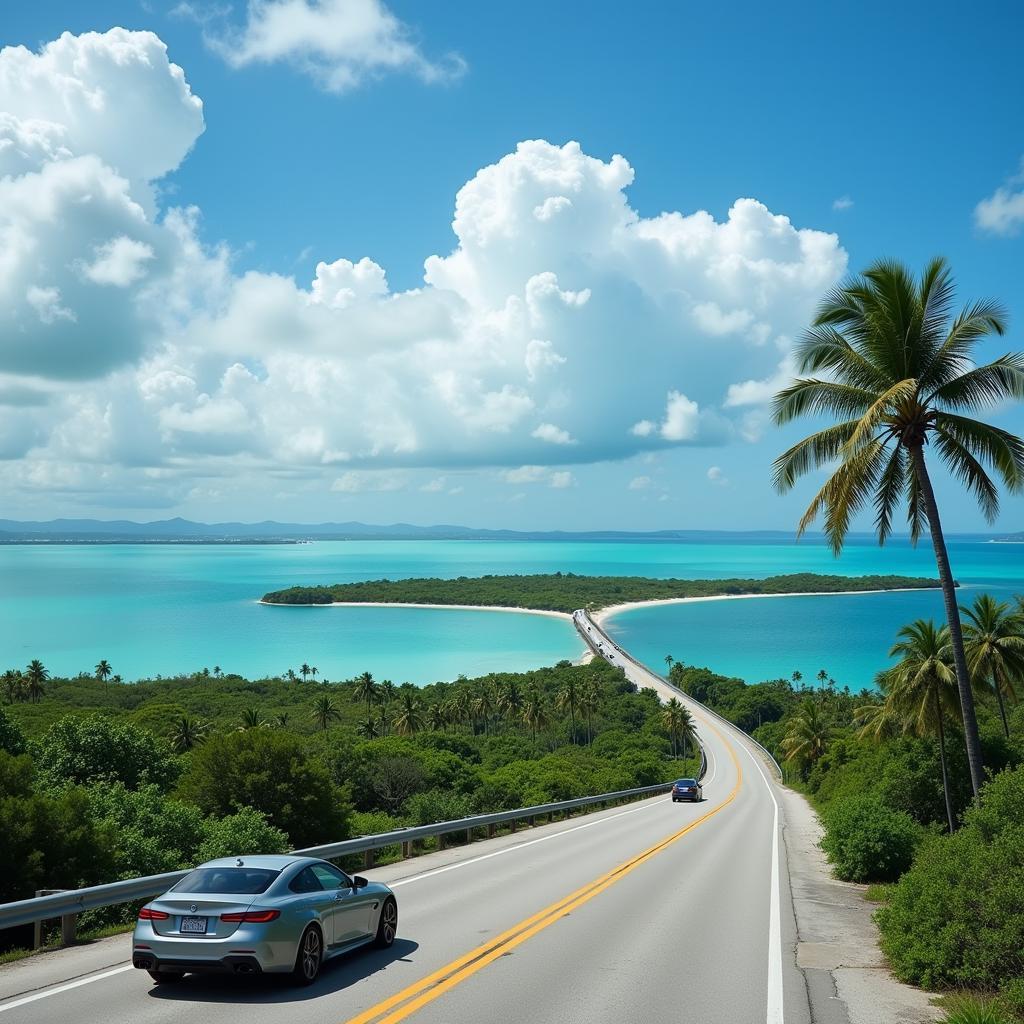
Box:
[352,875,368,889]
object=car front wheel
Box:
[373,898,398,949]
[292,925,322,986]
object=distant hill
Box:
[0,517,816,543]
[993,532,1024,542]
[0,517,1002,544]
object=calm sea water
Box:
[0,536,1020,685]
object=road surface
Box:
[0,614,807,1024]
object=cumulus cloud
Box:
[189,0,466,93]
[975,159,1024,236]
[628,475,651,490]
[331,470,406,492]
[707,465,728,486]
[0,39,849,505]
[832,196,853,211]
[549,471,574,489]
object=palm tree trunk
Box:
[992,672,1010,738]
[933,685,956,834]
[910,445,985,798]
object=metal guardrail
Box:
[575,609,783,780]
[0,782,676,934]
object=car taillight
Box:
[138,907,169,920]
[220,909,280,923]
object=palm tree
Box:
[791,670,803,687]
[94,659,112,683]
[2,670,24,704]
[354,671,378,719]
[310,666,319,684]
[285,668,297,682]
[773,258,1024,796]
[427,703,448,732]
[863,620,961,832]
[357,716,380,739]
[237,707,265,730]
[393,692,425,736]
[170,715,209,753]
[660,698,685,757]
[25,660,48,703]
[498,680,524,727]
[522,686,549,744]
[311,694,341,732]
[961,594,1024,737]
[300,663,310,683]
[816,669,829,693]
[473,683,496,735]
[556,677,581,743]
[665,655,674,674]
[578,677,601,745]
[781,699,831,772]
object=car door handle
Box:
[333,893,344,901]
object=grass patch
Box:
[863,883,894,904]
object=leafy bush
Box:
[0,709,26,756]
[197,807,289,861]
[35,714,177,792]
[877,765,1024,990]
[820,793,921,882]
[177,729,349,848]
[404,788,474,825]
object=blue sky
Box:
[1,0,1022,532]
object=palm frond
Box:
[772,379,879,426]
[919,299,1009,390]
[874,444,907,545]
[844,377,917,451]
[933,412,1024,493]
[771,419,859,492]
[928,353,1024,409]
[794,326,890,389]
[931,429,1000,522]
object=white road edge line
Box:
[0,797,669,1010]
[736,738,783,1024]
[390,797,665,887]
[0,965,134,1014]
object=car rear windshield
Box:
[676,780,697,786]
[172,868,280,895]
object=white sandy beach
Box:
[591,586,942,627]
[258,599,572,621]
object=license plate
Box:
[180,916,208,934]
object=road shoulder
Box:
[779,785,938,1024]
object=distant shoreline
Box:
[257,599,573,621]
[591,586,947,626]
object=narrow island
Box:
[261,571,945,614]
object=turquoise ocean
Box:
[0,536,1021,687]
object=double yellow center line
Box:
[344,719,742,1024]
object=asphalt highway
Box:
[0,616,808,1024]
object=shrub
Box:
[177,729,349,848]
[0,709,26,756]
[404,788,474,825]
[940,994,1015,1024]
[820,793,921,882]
[877,765,1024,990]
[197,807,289,861]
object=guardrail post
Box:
[401,840,411,859]
[510,818,517,833]
[488,823,496,839]
[364,849,374,870]
[61,913,77,946]
[465,827,472,845]
[33,889,65,949]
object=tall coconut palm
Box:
[498,680,524,727]
[522,686,549,744]
[660,698,686,757]
[556,677,581,743]
[300,663,311,683]
[95,659,112,683]
[25,660,48,704]
[665,655,674,674]
[170,715,210,753]
[781,699,831,772]
[865,620,961,832]
[578,677,601,745]
[311,695,341,732]
[393,692,424,736]
[353,671,378,718]
[791,670,803,687]
[473,684,496,736]
[961,594,1024,737]
[773,258,1024,796]
[427,702,448,732]
[309,666,319,684]
[816,669,829,693]
[2,670,24,704]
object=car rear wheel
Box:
[373,898,398,949]
[148,970,185,984]
[292,925,322,986]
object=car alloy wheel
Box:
[294,926,322,985]
[374,899,398,948]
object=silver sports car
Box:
[132,855,398,985]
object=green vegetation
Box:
[0,658,696,953]
[819,794,920,883]
[771,256,1024,798]
[262,571,941,611]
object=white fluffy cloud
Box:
[190,0,466,93]
[975,159,1024,236]
[0,32,850,507]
